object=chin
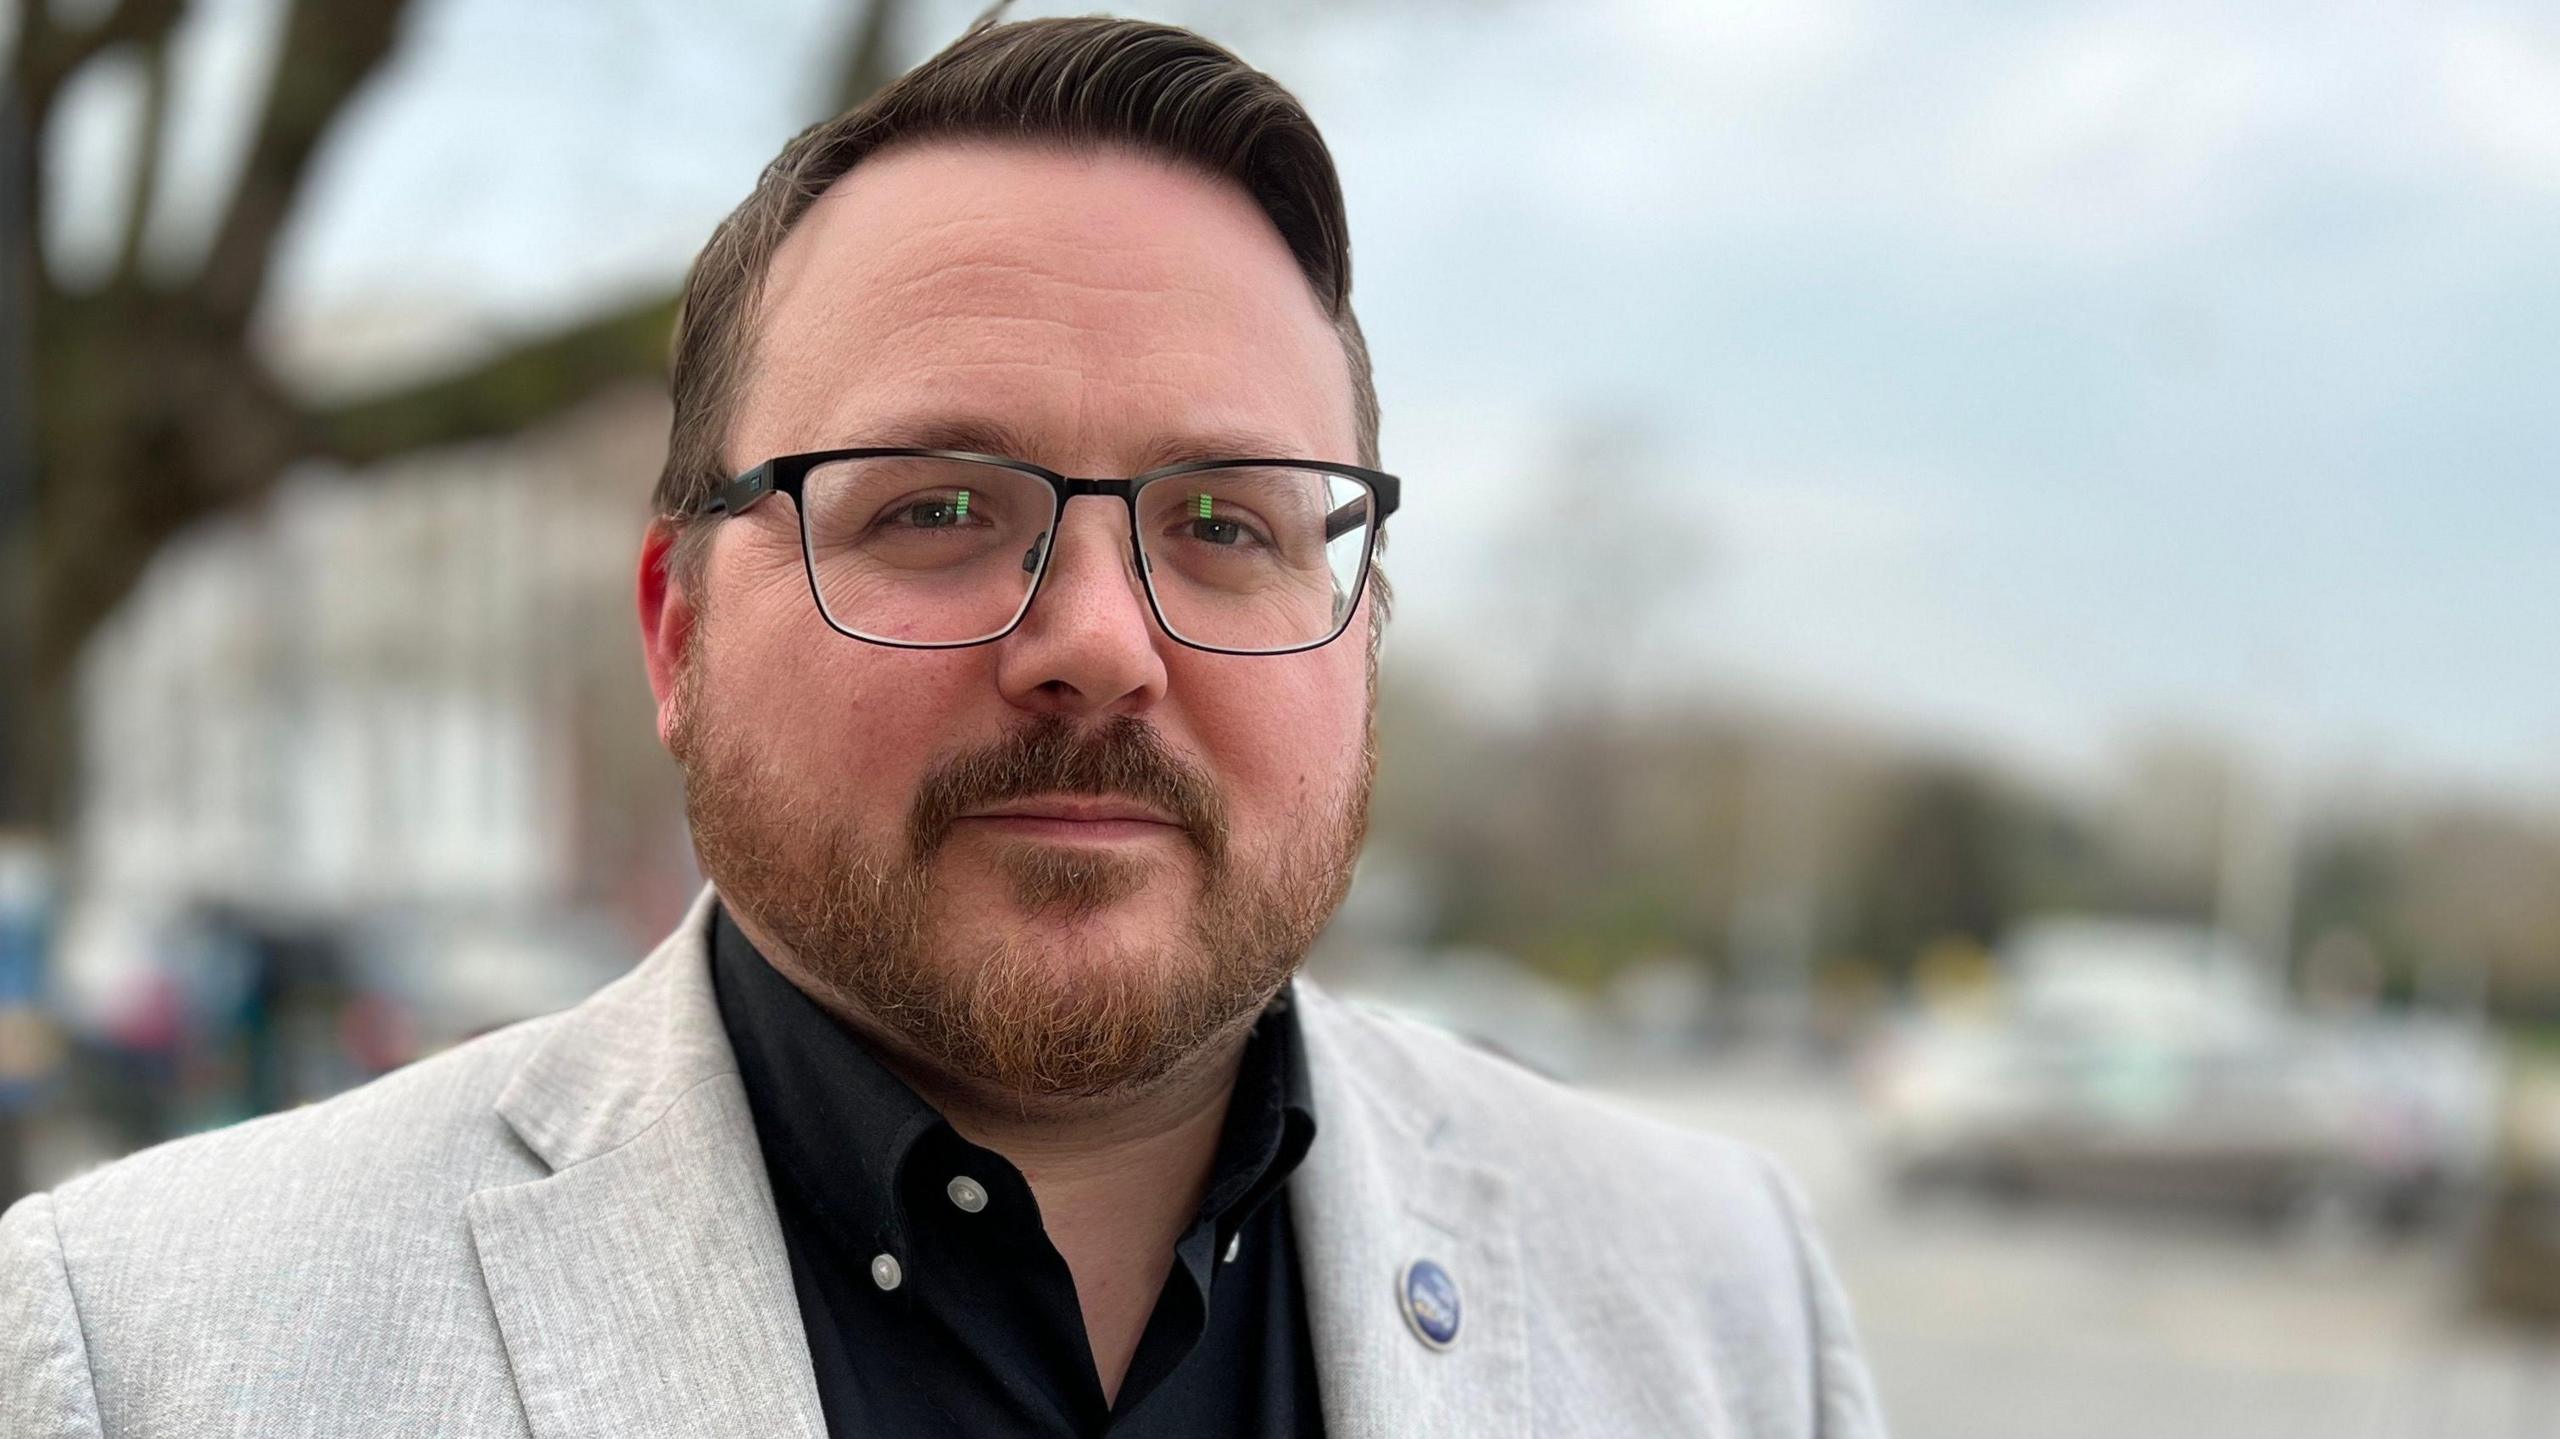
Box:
[938,857,1194,967]
[910,893,1269,1100]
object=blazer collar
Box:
[487,883,739,1172]
[468,884,829,1439]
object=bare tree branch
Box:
[10,0,187,122]
[1,95,44,315]
[293,0,912,475]
[304,293,680,468]
[298,0,911,474]
[194,0,408,334]
[108,30,171,290]
[832,0,909,113]
[7,0,187,242]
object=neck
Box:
[912,1038,1251,1175]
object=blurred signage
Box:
[0,835,63,1109]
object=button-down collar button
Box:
[946,1175,989,1213]
[1222,1232,1241,1264]
[870,1253,903,1291]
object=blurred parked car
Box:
[1858,918,2497,1230]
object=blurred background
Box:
[3,0,2556,1433]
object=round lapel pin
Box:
[1398,1258,1462,1351]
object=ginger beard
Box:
[670,644,1373,1100]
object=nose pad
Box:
[1021,530,1148,580]
[1017,512,1155,628]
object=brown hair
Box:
[651,14,1384,605]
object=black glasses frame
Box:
[699,447,1402,656]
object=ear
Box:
[637,518,697,751]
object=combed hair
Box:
[651,14,1382,594]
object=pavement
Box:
[1594,1059,2560,1439]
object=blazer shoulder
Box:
[0,1190,103,1438]
[44,1007,565,1241]
[12,1011,572,1435]
[1298,984,1887,1436]
[1298,983,1794,1220]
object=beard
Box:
[670,658,1372,1101]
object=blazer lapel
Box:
[1291,983,1531,1439]
[461,893,1527,1438]
[464,886,827,1439]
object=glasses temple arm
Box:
[1323,497,1370,543]
[705,463,775,516]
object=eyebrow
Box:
[817,415,1327,475]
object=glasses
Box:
[697,448,1401,656]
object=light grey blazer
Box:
[2,886,1885,1437]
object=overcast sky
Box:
[44,0,2560,804]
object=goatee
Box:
[673,672,1369,1100]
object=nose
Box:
[992,496,1169,718]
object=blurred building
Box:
[76,383,687,921]
[47,382,695,1145]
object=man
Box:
[1,15,1885,1437]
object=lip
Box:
[961,797,1183,827]
[952,799,1188,845]
[956,816,1183,846]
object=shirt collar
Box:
[707,900,1316,1265]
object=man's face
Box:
[650,141,1376,1098]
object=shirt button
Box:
[870,1253,903,1291]
[946,1176,989,1213]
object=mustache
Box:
[907,715,1230,864]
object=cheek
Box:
[700,554,985,810]
[1177,645,1369,819]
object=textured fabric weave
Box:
[0,885,1889,1437]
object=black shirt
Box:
[709,904,1328,1437]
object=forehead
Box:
[736,139,1357,472]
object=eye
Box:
[882,490,979,530]
[1187,516,1251,546]
[1162,491,1273,550]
